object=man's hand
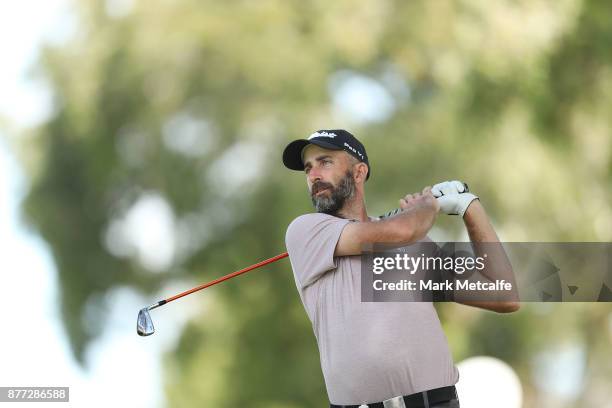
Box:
[431,180,478,217]
[399,186,441,214]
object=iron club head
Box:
[137,307,155,336]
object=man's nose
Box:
[308,167,322,184]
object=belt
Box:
[330,385,457,408]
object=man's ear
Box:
[354,162,368,183]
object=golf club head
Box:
[137,308,155,336]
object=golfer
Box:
[283,129,519,408]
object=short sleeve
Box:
[285,213,351,289]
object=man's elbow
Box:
[495,301,521,313]
[396,228,425,245]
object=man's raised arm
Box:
[335,187,439,257]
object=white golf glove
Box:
[432,180,478,217]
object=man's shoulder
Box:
[285,213,348,243]
[288,212,340,227]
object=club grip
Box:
[379,183,469,219]
[379,208,403,219]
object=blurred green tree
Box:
[17,0,612,406]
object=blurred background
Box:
[0,0,611,407]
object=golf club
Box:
[136,183,469,336]
[137,252,289,336]
[135,202,411,337]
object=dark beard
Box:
[310,171,355,215]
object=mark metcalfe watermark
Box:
[361,242,611,302]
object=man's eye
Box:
[323,160,332,166]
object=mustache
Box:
[311,181,334,196]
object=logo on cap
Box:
[308,131,337,140]
[343,142,364,160]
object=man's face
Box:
[302,145,356,215]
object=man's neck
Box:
[335,198,368,222]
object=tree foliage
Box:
[19,0,612,406]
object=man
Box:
[283,129,519,408]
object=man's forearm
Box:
[458,200,520,312]
[385,201,438,243]
[464,200,497,242]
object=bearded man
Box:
[283,129,518,408]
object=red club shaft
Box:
[161,252,289,305]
